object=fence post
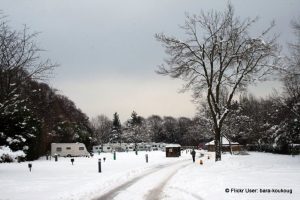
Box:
[98,158,102,173]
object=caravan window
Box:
[66,147,71,150]
[56,147,62,152]
[107,147,111,150]
[95,147,98,149]
[79,147,85,150]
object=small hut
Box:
[165,144,181,157]
[205,137,242,153]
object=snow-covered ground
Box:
[164,152,300,200]
[0,151,299,200]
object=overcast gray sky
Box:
[1,0,300,122]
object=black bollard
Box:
[98,158,102,173]
[17,156,21,163]
[71,158,74,165]
[54,154,58,162]
[28,163,32,172]
[103,157,106,162]
[46,154,49,160]
[145,154,148,163]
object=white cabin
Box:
[51,143,90,157]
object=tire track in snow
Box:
[93,160,189,200]
[154,153,205,200]
[164,186,204,200]
[144,162,191,200]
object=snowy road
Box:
[94,159,192,200]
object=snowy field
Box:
[0,151,299,200]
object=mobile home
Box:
[101,143,135,152]
[92,145,102,153]
[51,143,90,157]
[100,142,166,152]
[102,143,114,152]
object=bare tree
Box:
[0,14,57,104]
[0,14,58,159]
[284,18,300,100]
[155,4,279,161]
[146,115,164,142]
[272,18,300,118]
[90,115,112,144]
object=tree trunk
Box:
[215,129,222,161]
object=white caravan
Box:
[92,145,102,153]
[102,143,114,152]
[51,143,90,157]
[101,143,135,152]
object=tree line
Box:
[206,92,299,154]
[91,80,300,155]
[90,111,213,147]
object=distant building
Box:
[205,137,242,152]
[98,142,167,152]
[165,144,181,157]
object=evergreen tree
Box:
[130,111,142,126]
[110,112,122,143]
[0,96,41,160]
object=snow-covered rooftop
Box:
[165,144,181,148]
[205,137,239,146]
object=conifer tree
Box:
[110,112,122,143]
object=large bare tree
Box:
[155,4,279,161]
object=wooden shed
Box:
[165,144,181,157]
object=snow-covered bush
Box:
[0,146,25,163]
[0,96,41,160]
